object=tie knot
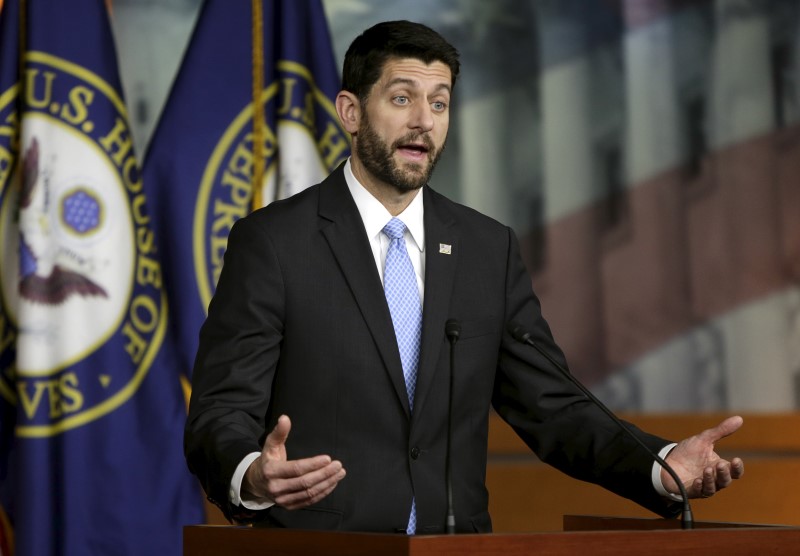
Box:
[382,218,407,240]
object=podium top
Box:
[184,520,800,556]
[562,514,792,531]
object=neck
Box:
[350,157,421,216]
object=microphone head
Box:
[445,319,461,340]
[507,321,530,343]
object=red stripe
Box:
[523,124,800,384]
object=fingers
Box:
[714,457,744,486]
[262,415,292,459]
[731,457,745,479]
[687,468,716,499]
[264,458,346,510]
[267,454,334,479]
[700,464,724,497]
[690,458,744,499]
[699,415,744,444]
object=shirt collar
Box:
[344,159,425,253]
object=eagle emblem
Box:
[17,137,108,305]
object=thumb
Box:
[262,414,291,459]
[699,415,743,444]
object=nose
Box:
[409,102,434,132]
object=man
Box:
[185,20,744,534]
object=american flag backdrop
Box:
[320,0,800,413]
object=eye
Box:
[432,101,447,112]
[393,96,409,105]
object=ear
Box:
[335,91,361,134]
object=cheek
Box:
[371,117,401,140]
[433,126,449,149]
[434,114,449,135]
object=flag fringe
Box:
[251,0,264,211]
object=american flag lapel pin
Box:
[439,243,452,255]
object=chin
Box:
[396,167,430,191]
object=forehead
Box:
[376,57,452,91]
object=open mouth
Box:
[395,139,432,162]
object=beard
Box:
[355,112,445,193]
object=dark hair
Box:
[341,20,461,103]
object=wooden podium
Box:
[184,516,800,555]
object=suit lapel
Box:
[318,167,412,415]
[412,187,458,420]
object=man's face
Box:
[354,58,451,193]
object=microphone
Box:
[507,322,694,530]
[444,319,461,534]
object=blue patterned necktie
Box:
[382,217,422,534]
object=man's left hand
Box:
[662,415,745,499]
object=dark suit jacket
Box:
[185,163,679,533]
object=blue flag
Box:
[141,0,350,377]
[0,1,205,555]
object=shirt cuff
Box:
[651,443,683,502]
[230,451,275,510]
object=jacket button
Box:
[410,446,420,459]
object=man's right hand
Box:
[242,414,346,510]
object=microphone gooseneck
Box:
[444,319,461,534]
[507,322,694,530]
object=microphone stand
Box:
[444,319,461,534]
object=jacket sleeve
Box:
[184,213,284,522]
[492,227,681,518]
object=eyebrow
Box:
[384,77,451,95]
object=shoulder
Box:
[425,186,511,239]
[242,163,348,230]
[251,184,321,222]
